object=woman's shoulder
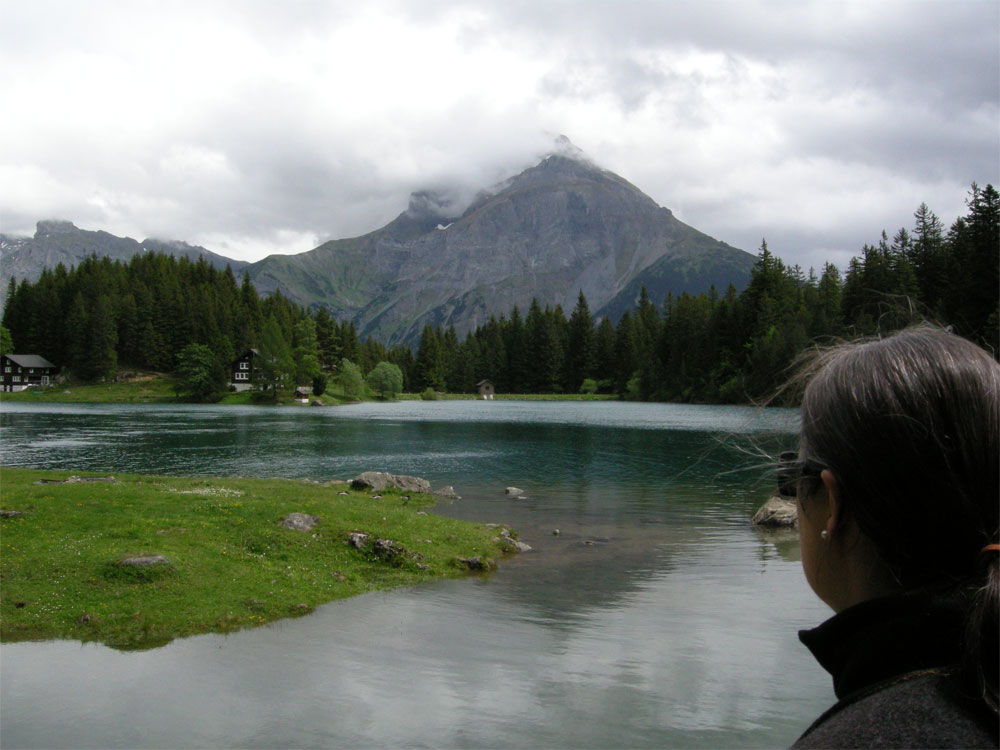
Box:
[793,669,998,749]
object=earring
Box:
[820,530,829,540]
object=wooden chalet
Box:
[230,349,257,391]
[476,379,495,400]
[1,354,58,392]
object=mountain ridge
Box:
[246,152,755,344]
[2,148,756,346]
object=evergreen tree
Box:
[565,290,595,392]
[314,307,340,370]
[947,183,1000,351]
[292,317,321,385]
[414,325,446,391]
[593,316,616,387]
[255,314,293,397]
[476,317,506,390]
[174,343,225,401]
[526,299,562,393]
[82,294,118,381]
[0,324,12,355]
[909,202,947,311]
[613,311,638,396]
[504,305,529,393]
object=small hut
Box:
[293,386,312,403]
[476,379,495,400]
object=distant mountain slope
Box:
[248,151,755,345]
[0,220,248,302]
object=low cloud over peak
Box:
[0,1,995,273]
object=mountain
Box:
[248,150,755,345]
[2,146,756,346]
[0,220,249,302]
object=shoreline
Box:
[0,373,619,405]
[0,468,519,650]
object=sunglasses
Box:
[776,451,823,498]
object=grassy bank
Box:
[0,376,178,403]
[0,468,515,649]
[0,374,362,406]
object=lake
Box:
[0,400,834,748]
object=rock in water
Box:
[350,472,431,494]
[751,497,798,527]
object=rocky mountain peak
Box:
[405,189,461,220]
[35,220,78,238]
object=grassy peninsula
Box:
[0,468,514,649]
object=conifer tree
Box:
[314,307,340,370]
[415,325,446,391]
[565,290,595,392]
[83,294,118,381]
[504,305,529,393]
[255,314,293,397]
[292,317,321,385]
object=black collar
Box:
[798,592,966,699]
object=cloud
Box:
[0,0,996,266]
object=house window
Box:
[12,376,20,383]
[240,362,249,370]
[3,367,9,373]
[235,373,248,381]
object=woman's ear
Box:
[819,469,841,537]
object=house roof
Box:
[476,379,494,386]
[231,348,258,364]
[5,354,56,369]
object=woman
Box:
[780,326,999,748]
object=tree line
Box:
[2,183,996,402]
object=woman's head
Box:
[793,326,999,590]
[789,325,1000,709]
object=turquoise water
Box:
[0,401,834,748]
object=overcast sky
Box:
[2,0,997,272]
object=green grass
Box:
[1,377,620,405]
[0,468,515,649]
[0,376,178,403]
[0,374,365,407]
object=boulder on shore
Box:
[432,485,461,500]
[120,555,170,566]
[280,513,320,531]
[505,486,524,497]
[351,472,431,494]
[751,496,798,528]
[497,527,531,553]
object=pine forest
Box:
[3,183,997,404]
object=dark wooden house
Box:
[230,349,257,390]
[476,379,495,400]
[1,354,58,392]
